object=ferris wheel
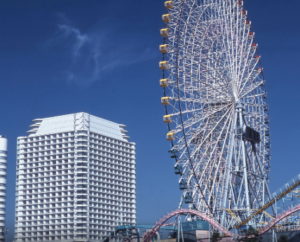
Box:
[159,0,272,228]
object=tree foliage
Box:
[278,235,288,242]
[238,226,262,242]
[211,232,221,242]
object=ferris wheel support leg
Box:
[177,216,181,242]
[266,182,276,215]
[272,228,277,242]
[178,193,184,210]
[221,109,238,228]
[253,146,276,215]
[239,106,251,218]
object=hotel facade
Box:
[14,113,136,242]
[0,136,7,242]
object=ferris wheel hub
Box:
[235,102,244,110]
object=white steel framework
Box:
[160,0,271,228]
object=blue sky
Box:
[1,0,300,241]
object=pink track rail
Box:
[144,206,300,242]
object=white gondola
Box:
[253,55,261,61]
[248,32,255,39]
[251,43,258,50]
[241,10,247,17]
[257,67,263,73]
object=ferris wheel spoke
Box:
[188,106,233,158]
[169,104,233,134]
[186,113,233,206]
[206,127,233,206]
[167,65,233,99]
[239,80,265,99]
[172,16,237,88]
[238,62,263,93]
[191,107,233,185]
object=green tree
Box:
[238,226,262,242]
[277,235,288,242]
[211,232,221,242]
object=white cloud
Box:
[50,14,156,86]
[58,24,90,60]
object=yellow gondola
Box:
[165,1,173,9]
[159,61,168,70]
[160,28,169,37]
[161,97,170,105]
[166,132,175,141]
[163,115,172,123]
[162,14,170,23]
[160,79,168,87]
[159,44,168,53]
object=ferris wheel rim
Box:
[162,0,213,214]
[160,0,272,226]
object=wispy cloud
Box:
[49,14,156,86]
[58,24,89,59]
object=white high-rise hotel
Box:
[14,113,136,242]
[0,136,7,242]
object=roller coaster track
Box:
[143,205,300,242]
[262,211,274,220]
[142,175,300,242]
[222,209,274,223]
[223,208,241,222]
[259,203,300,234]
[235,174,300,228]
[143,209,236,242]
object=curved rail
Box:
[143,209,236,242]
[259,204,300,234]
[236,174,300,228]
[144,204,300,242]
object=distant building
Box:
[0,136,7,242]
[14,113,136,242]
